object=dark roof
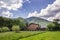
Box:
[29,23,39,26]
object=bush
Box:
[47,23,54,31]
[47,23,58,31]
[12,25,20,33]
[2,27,9,32]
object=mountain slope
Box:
[25,17,51,27]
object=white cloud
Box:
[47,12,60,21]
[27,11,39,18]
[54,12,60,19]
[27,0,60,21]
[47,17,54,21]
[0,0,30,18]
[2,11,13,18]
[39,0,60,17]
[0,0,24,18]
[0,0,23,10]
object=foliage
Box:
[12,25,20,33]
[2,27,9,32]
[47,23,56,31]
[0,17,27,31]
[0,28,2,32]
[0,17,4,28]
[19,20,26,28]
[47,19,60,31]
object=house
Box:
[27,23,40,31]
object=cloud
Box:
[0,0,24,18]
[0,0,23,10]
[0,0,30,18]
[27,11,39,18]
[2,11,13,18]
[39,0,60,17]
[54,12,60,19]
[47,12,60,21]
[27,0,60,21]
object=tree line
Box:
[0,16,60,33]
[0,17,27,32]
[47,19,60,31]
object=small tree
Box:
[47,19,60,31]
[2,27,9,32]
[12,25,20,33]
[47,23,56,31]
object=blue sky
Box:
[0,0,55,18]
[0,0,60,21]
[11,0,55,18]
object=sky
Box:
[0,0,60,21]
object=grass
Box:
[0,31,60,40]
[0,31,42,40]
[20,31,60,40]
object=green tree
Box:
[12,25,20,33]
[47,19,60,31]
[0,17,4,28]
[47,23,56,31]
[2,27,9,32]
[20,20,26,28]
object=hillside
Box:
[25,17,51,28]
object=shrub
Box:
[12,25,20,33]
[47,23,57,31]
[2,27,9,32]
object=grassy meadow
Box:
[0,31,60,40]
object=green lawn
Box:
[0,31,60,40]
[20,31,60,40]
[0,31,42,40]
